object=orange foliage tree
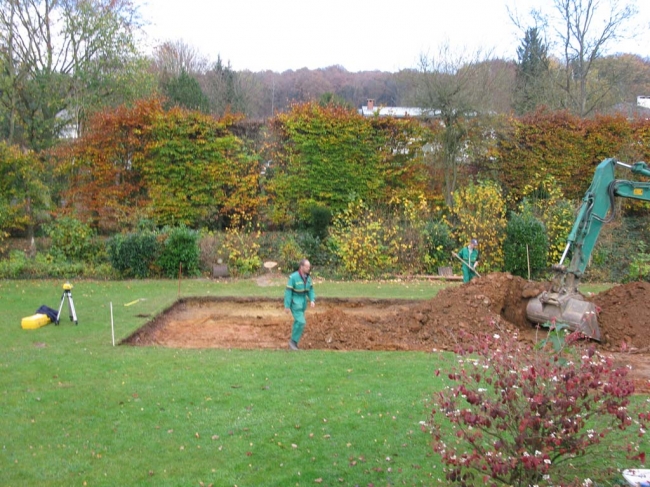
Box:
[54,98,161,231]
[489,110,649,204]
[54,98,263,231]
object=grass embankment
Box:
[1,278,453,486]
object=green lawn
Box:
[1,278,454,486]
[1,277,640,486]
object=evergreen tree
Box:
[161,70,210,113]
[514,27,551,115]
[203,56,253,116]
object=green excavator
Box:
[526,158,650,341]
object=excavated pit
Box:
[122,273,650,391]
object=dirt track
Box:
[123,273,650,392]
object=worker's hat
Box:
[470,238,478,245]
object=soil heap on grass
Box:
[306,273,650,353]
[591,281,650,352]
[306,273,541,351]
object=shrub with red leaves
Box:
[427,325,648,487]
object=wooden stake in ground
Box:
[110,302,115,347]
[178,262,182,298]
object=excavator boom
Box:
[526,158,650,341]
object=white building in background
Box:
[637,96,650,110]
[55,109,80,139]
[358,99,440,118]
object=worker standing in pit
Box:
[457,238,480,283]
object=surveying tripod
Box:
[56,282,78,325]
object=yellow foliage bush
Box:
[386,194,431,274]
[516,174,575,266]
[329,200,397,279]
[448,180,507,272]
[221,214,262,277]
[330,195,434,278]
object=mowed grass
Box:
[0,278,454,486]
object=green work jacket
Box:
[284,271,315,311]
[458,246,479,282]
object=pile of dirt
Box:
[305,273,541,352]
[591,281,650,352]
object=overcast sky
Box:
[137,0,650,73]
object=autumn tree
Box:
[518,0,638,116]
[161,70,210,112]
[488,110,641,204]
[0,0,154,150]
[144,110,263,228]
[267,102,429,227]
[411,44,502,207]
[152,40,208,76]
[152,40,211,112]
[54,98,162,231]
[55,98,263,231]
[593,54,650,112]
[200,57,259,117]
[0,142,49,243]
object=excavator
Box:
[526,158,650,341]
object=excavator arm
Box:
[526,158,650,341]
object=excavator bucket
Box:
[526,292,601,341]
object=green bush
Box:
[423,220,456,273]
[296,232,333,268]
[43,216,97,262]
[198,231,227,274]
[0,250,28,278]
[503,209,549,279]
[329,200,397,279]
[625,241,650,282]
[258,231,290,264]
[156,225,201,278]
[220,217,262,277]
[587,215,650,283]
[307,205,332,240]
[278,235,303,272]
[107,231,161,278]
[0,202,10,257]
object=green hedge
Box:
[107,231,161,278]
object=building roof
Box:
[358,99,440,118]
[358,106,440,118]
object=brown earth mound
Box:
[591,281,650,352]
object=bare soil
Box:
[123,273,650,392]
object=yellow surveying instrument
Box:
[56,282,78,325]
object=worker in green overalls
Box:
[457,238,480,283]
[284,259,316,350]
